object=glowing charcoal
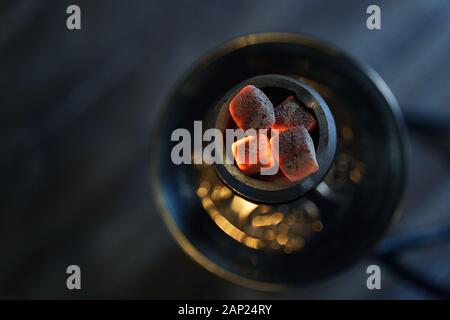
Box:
[270,126,318,181]
[273,96,317,132]
[232,134,273,175]
[229,85,275,130]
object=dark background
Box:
[0,0,449,299]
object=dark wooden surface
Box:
[0,0,449,298]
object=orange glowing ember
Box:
[229,85,275,130]
[273,96,317,132]
[232,134,274,175]
[270,126,318,181]
[229,85,319,181]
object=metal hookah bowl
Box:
[150,33,407,290]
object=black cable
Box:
[376,222,450,255]
[403,109,450,157]
[377,253,450,299]
[375,222,450,299]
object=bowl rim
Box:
[212,74,337,204]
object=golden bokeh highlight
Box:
[195,164,325,253]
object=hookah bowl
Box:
[150,33,407,290]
